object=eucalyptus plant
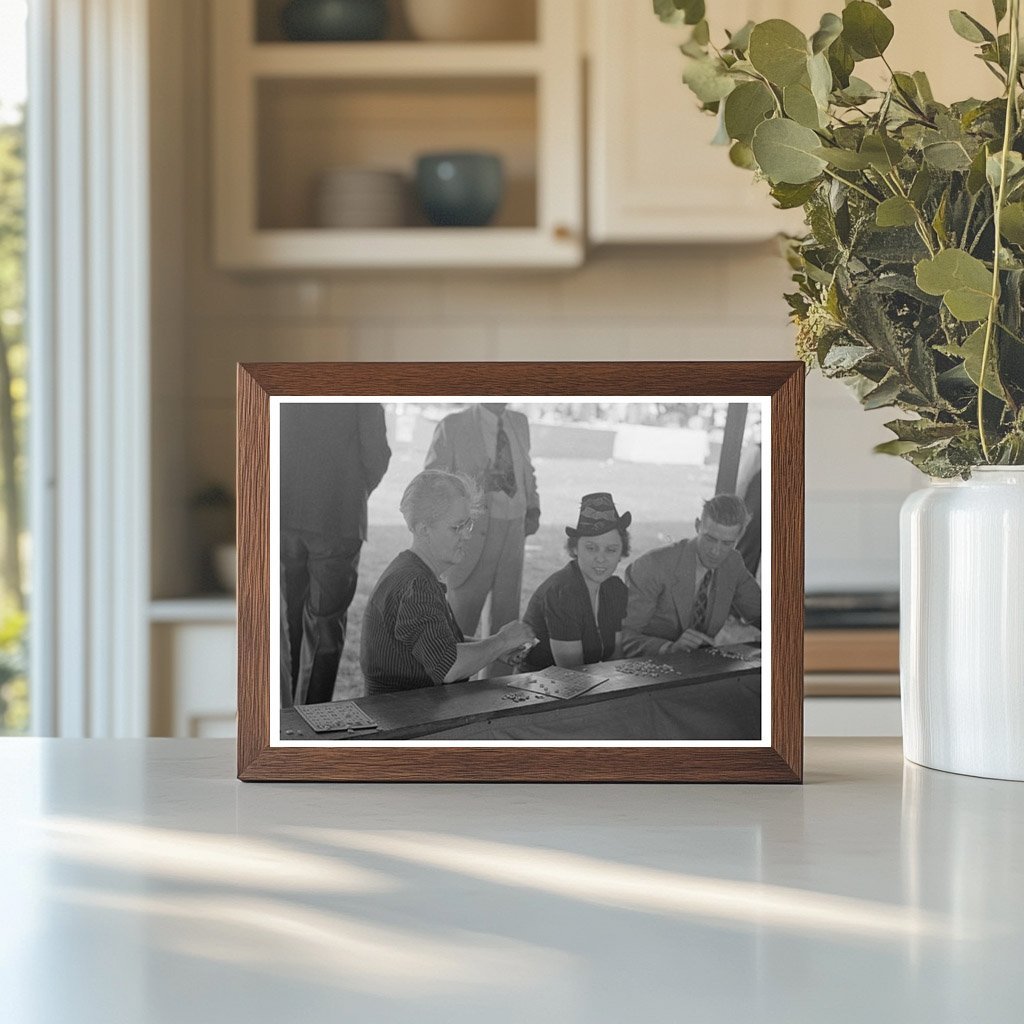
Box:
[657,0,1024,476]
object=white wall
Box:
[152,0,920,599]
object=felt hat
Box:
[565,492,632,539]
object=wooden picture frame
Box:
[237,362,804,782]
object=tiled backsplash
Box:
[180,248,917,593]
[159,0,918,597]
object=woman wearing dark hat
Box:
[520,493,631,671]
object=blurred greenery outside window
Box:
[1,0,28,734]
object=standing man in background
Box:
[424,403,540,644]
[280,402,391,708]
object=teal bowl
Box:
[415,152,505,228]
[281,0,388,42]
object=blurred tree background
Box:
[0,107,27,734]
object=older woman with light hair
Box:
[360,469,536,695]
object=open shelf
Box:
[257,77,537,231]
[254,0,539,44]
[212,0,581,268]
[249,42,544,77]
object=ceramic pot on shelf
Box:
[402,0,534,42]
[415,152,504,227]
[280,0,388,42]
[900,466,1024,781]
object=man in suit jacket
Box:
[424,403,540,641]
[622,493,761,658]
[280,402,391,707]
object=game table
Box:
[279,648,763,741]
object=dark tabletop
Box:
[281,649,762,740]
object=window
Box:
[0,0,28,734]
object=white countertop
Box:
[1,737,1020,1023]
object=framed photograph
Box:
[237,362,803,782]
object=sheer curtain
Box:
[28,0,150,736]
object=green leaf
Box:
[810,13,843,54]
[784,80,824,129]
[909,164,933,205]
[808,51,833,110]
[912,71,935,104]
[884,418,963,443]
[986,150,1024,191]
[876,197,918,228]
[683,2,706,28]
[939,325,1006,398]
[724,20,755,53]
[751,118,828,184]
[1000,203,1024,245]
[723,81,776,144]
[967,144,991,194]
[711,110,731,145]
[748,20,809,87]
[653,0,705,26]
[915,250,994,322]
[813,146,872,170]
[770,180,820,209]
[729,140,757,169]
[653,0,682,24]
[908,333,941,403]
[862,374,903,409]
[932,190,950,247]
[874,439,922,455]
[891,72,922,109]
[841,76,879,104]
[842,1,895,59]
[682,57,736,104]
[827,36,856,89]
[948,10,994,44]
[922,140,973,171]
[860,133,904,173]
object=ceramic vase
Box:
[280,0,388,42]
[900,466,1024,781]
[415,152,504,227]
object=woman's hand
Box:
[496,620,537,656]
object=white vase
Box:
[900,466,1024,781]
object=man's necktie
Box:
[494,416,517,497]
[693,570,714,634]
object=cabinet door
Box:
[588,0,997,244]
[588,0,814,242]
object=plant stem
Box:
[884,170,938,255]
[997,318,1024,345]
[822,167,880,205]
[750,69,784,117]
[968,213,994,253]
[979,0,1021,461]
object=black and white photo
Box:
[271,396,770,746]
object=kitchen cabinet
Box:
[211,0,583,268]
[586,0,999,244]
[150,600,237,737]
[587,0,811,243]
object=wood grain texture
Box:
[236,361,805,783]
[804,629,899,673]
[770,364,804,782]
[237,365,271,778]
